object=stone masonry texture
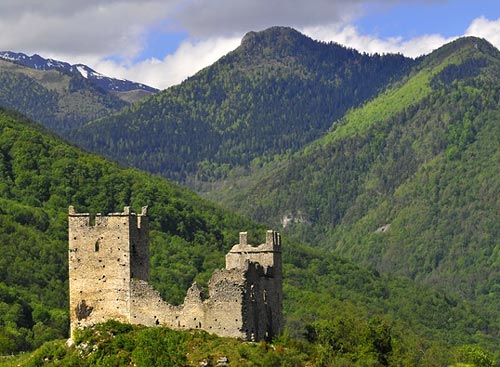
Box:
[68,206,283,341]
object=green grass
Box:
[313,65,445,151]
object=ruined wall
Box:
[226,231,283,340]
[69,207,282,341]
[129,268,248,339]
[226,231,281,270]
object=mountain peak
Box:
[241,26,305,46]
[238,26,318,57]
[447,36,495,48]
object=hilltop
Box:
[2,320,496,366]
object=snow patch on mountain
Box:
[76,65,89,78]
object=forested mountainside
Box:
[72,26,415,184]
[0,55,157,134]
[1,108,497,365]
[220,37,500,308]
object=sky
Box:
[0,1,498,90]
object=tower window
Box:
[94,240,100,252]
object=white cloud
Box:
[173,0,366,37]
[0,0,370,59]
[301,24,456,58]
[465,16,500,49]
[0,0,177,59]
[301,16,500,60]
[94,36,241,89]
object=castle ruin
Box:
[68,206,283,341]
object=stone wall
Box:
[68,206,282,341]
[129,269,248,339]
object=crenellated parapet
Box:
[236,230,281,250]
[226,230,282,272]
[68,205,148,229]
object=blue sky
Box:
[358,1,499,39]
[0,1,498,89]
[139,1,500,61]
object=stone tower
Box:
[68,206,149,335]
[225,231,283,340]
[68,206,283,341]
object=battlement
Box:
[236,230,281,250]
[226,230,282,271]
[68,206,148,229]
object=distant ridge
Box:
[0,51,159,133]
[0,51,158,93]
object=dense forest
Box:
[1,108,498,365]
[72,27,415,184]
[218,37,500,313]
[0,107,254,353]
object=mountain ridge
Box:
[1,31,500,362]
[0,52,159,134]
[0,51,158,93]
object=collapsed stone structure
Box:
[68,206,283,341]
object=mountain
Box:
[218,37,500,310]
[0,52,158,134]
[0,51,158,95]
[0,107,497,362]
[71,26,415,184]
